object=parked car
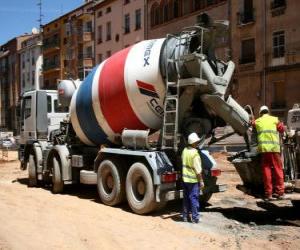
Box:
[1,138,14,148]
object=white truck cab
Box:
[19,90,69,170]
[20,90,68,144]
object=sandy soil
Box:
[0,151,299,250]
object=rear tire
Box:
[52,154,64,194]
[28,155,37,187]
[97,160,126,206]
[126,162,156,214]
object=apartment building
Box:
[231,0,300,119]
[19,32,43,95]
[42,1,96,88]
[0,34,32,132]
[94,0,145,64]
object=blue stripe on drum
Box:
[76,66,110,145]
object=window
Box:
[183,0,190,15]
[31,52,35,66]
[47,96,52,113]
[240,0,254,24]
[23,96,32,119]
[98,54,103,63]
[174,0,180,18]
[192,0,201,11]
[85,21,92,32]
[97,25,102,43]
[135,9,141,30]
[106,50,111,58]
[32,71,35,86]
[97,11,102,17]
[163,2,169,22]
[106,22,111,41]
[207,0,214,6]
[124,14,130,34]
[106,7,111,13]
[240,39,255,64]
[27,73,30,81]
[124,0,130,4]
[86,46,93,58]
[150,3,160,26]
[273,31,285,58]
[271,0,286,9]
[54,99,69,113]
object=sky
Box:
[0,0,84,45]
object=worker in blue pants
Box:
[182,132,203,223]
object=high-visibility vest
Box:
[182,147,200,183]
[255,114,280,153]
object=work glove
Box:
[199,180,205,190]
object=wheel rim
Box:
[132,172,146,202]
[102,166,114,194]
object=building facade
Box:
[0,34,32,132]
[231,0,300,119]
[42,1,96,89]
[94,0,145,64]
[146,0,229,60]
[19,33,43,95]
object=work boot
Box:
[273,194,286,200]
[264,196,276,202]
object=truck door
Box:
[47,93,69,136]
[21,93,37,143]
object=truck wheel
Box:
[126,162,156,214]
[52,154,64,194]
[97,160,126,206]
[28,155,37,187]
[292,200,300,209]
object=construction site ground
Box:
[0,150,299,250]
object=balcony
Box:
[78,53,94,67]
[0,64,9,74]
[43,39,60,53]
[43,61,60,72]
[77,27,94,43]
[237,9,255,26]
[271,0,286,16]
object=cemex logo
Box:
[137,80,159,98]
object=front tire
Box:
[126,162,156,214]
[97,160,126,206]
[28,154,37,187]
[52,154,64,194]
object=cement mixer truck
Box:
[18,23,250,214]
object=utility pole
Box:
[37,0,43,30]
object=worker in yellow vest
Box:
[182,132,203,223]
[253,105,285,201]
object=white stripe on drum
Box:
[70,90,94,145]
[91,61,116,143]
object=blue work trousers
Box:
[182,182,200,221]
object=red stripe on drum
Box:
[136,80,156,92]
[98,47,148,133]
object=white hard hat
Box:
[259,105,269,114]
[188,132,201,145]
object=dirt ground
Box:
[0,151,299,250]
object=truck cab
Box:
[19,90,68,168]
